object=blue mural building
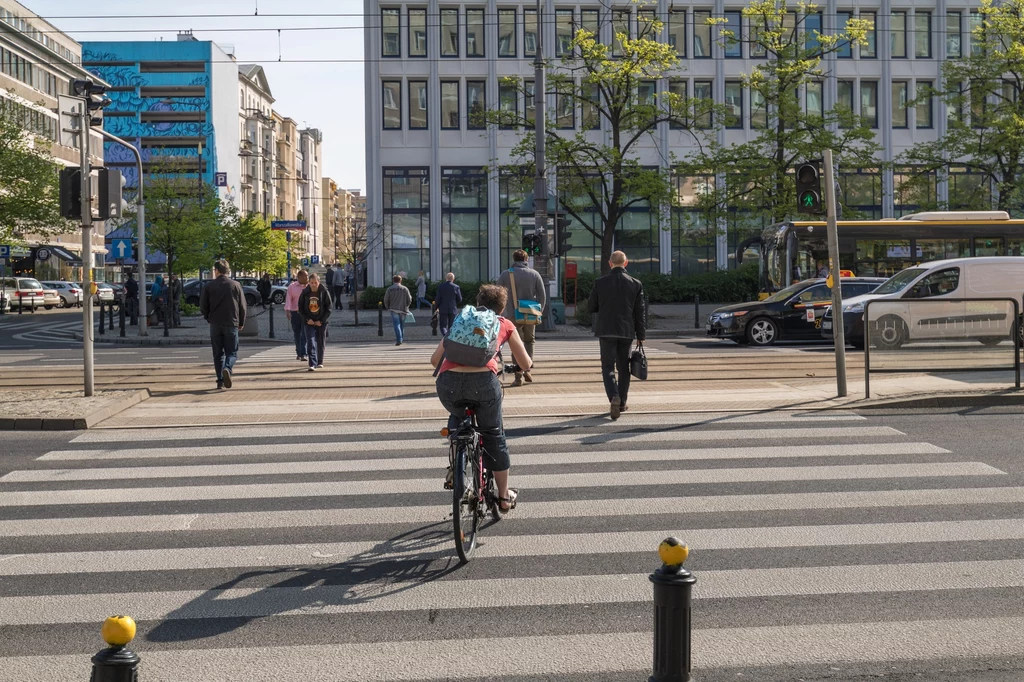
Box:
[82,32,241,268]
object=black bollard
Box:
[693,295,700,329]
[98,299,105,335]
[109,298,115,328]
[431,303,438,337]
[268,303,275,339]
[119,303,126,338]
[163,300,169,338]
[91,616,140,682]
[649,537,697,682]
[378,302,384,337]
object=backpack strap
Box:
[508,268,520,310]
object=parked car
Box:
[234,277,288,304]
[822,257,1024,349]
[40,287,61,310]
[40,281,84,308]
[706,277,888,346]
[0,277,45,312]
[181,279,261,307]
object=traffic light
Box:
[59,167,82,219]
[72,79,110,126]
[95,168,129,221]
[554,216,573,256]
[795,162,823,215]
[521,231,541,255]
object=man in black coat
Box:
[433,272,463,336]
[200,260,247,390]
[587,250,646,420]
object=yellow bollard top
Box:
[658,537,689,568]
[101,615,137,647]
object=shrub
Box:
[180,303,200,317]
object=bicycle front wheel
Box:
[452,443,479,563]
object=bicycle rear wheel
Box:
[452,443,479,563]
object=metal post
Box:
[534,0,555,333]
[163,292,170,337]
[649,537,696,682]
[694,294,700,329]
[91,616,140,682]
[98,299,105,335]
[286,230,292,281]
[109,296,114,328]
[269,303,275,339]
[823,149,847,397]
[119,303,125,337]
[378,301,384,337]
[80,108,94,397]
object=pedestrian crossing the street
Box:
[1,412,1022,681]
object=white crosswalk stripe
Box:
[1,413,1021,681]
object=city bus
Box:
[745,211,1024,295]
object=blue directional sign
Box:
[109,238,133,260]
[311,255,320,265]
[301,257,310,267]
[0,245,9,258]
[271,220,308,231]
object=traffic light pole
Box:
[823,149,847,397]
[79,109,94,397]
[533,0,555,332]
[96,128,147,336]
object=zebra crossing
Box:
[1,411,1022,681]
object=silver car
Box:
[1,277,44,311]
[40,281,84,308]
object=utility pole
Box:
[79,107,94,397]
[351,217,360,326]
[823,149,847,397]
[533,0,555,331]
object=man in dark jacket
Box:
[169,275,183,327]
[124,272,139,325]
[497,250,546,386]
[257,274,272,308]
[588,250,646,420]
[299,272,332,370]
[433,272,463,336]
[199,260,247,389]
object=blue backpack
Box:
[440,305,502,367]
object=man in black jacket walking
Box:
[587,250,645,420]
[200,260,247,390]
[299,272,332,370]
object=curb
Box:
[852,392,1024,410]
[74,332,289,347]
[0,388,150,431]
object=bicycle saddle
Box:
[452,400,480,410]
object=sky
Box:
[31,0,367,190]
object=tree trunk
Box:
[600,221,615,275]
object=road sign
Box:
[36,247,51,262]
[109,238,132,260]
[271,220,307,231]
[58,95,86,149]
[214,172,227,187]
[311,255,320,265]
[301,257,310,267]
[0,245,9,258]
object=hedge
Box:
[360,280,486,310]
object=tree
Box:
[0,99,73,243]
[143,167,219,277]
[900,0,1024,214]
[677,1,878,226]
[486,12,709,274]
[213,203,288,275]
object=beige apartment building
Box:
[1,0,107,281]
[273,112,299,221]
[323,180,358,265]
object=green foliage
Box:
[180,302,200,317]
[361,281,488,310]
[212,205,288,275]
[0,100,73,243]
[141,169,220,277]
[575,264,759,312]
[900,0,1024,214]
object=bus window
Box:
[907,267,960,298]
[917,239,968,261]
[974,238,1004,256]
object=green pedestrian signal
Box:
[801,192,816,208]
[795,162,823,215]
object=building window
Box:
[804,12,822,51]
[838,80,854,113]
[751,88,767,128]
[497,9,515,57]
[969,11,983,56]
[860,11,877,58]
[860,81,878,128]
[914,11,931,58]
[556,9,574,57]
[382,80,402,129]
[891,11,907,58]
[408,80,427,129]
[668,10,685,57]
[383,167,430,279]
[441,8,459,57]
[694,80,713,128]
[441,81,460,129]
[499,81,517,129]
[638,10,656,39]
[524,80,535,125]
[724,81,743,128]
[557,87,575,129]
[524,9,537,57]
[442,168,488,283]
[382,8,400,57]
[583,83,601,130]
[694,11,712,58]
[946,12,962,58]
[916,80,933,129]
[836,12,852,58]
[723,12,742,58]
[970,80,986,128]
[467,80,486,129]
[466,9,485,57]
[613,9,630,57]
[409,9,427,57]
[669,80,687,129]
[892,81,908,128]
[581,10,600,43]
[806,81,823,117]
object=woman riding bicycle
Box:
[431,284,532,513]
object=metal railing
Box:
[864,297,1021,398]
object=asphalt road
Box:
[0,407,1021,682]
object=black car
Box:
[706,277,887,346]
[181,279,261,307]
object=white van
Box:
[833,257,1024,349]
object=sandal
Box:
[498,488,519,515]
[443,466,454,490]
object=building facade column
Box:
[364,0,384,287]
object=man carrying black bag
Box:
[588,250,646,420]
